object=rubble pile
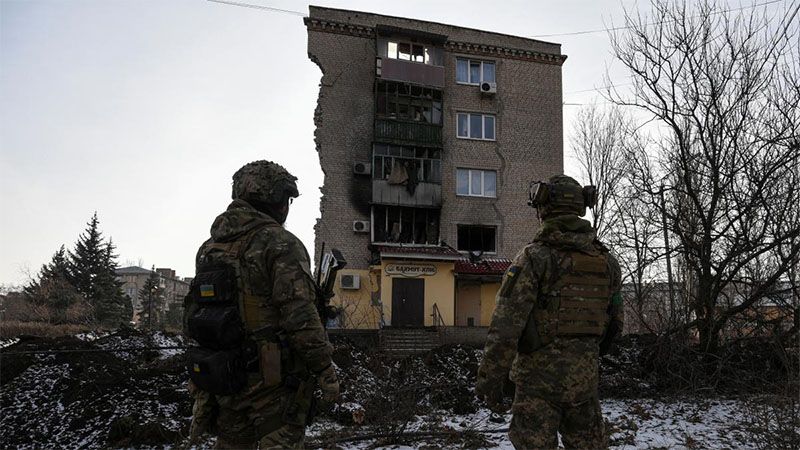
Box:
[327,338,484,426]
[0,329,190,448]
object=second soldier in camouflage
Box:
[476,175,623,449]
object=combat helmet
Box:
[232,160,299,206]
[528,174,597,219]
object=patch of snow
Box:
[0,337,20,348]
[75,331,111,342]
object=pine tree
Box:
[69,213,132,326]
[69,213,106,301]
[24,245,82,323]
[138,268,162,329]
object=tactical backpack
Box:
[518,248,611,353]
[184,225,274,395]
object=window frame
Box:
[456,168,497,198]
[456,112,497,141]
[456,224,498,253]
[371,205,440,245]
[455,58,496,85]
[387,40,430,64]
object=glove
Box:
[316,364,340,403]
[599,321,622,356]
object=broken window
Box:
[373,144,442,183]
[376,80,443,124]
[388,40,429,63]
[373,206,440,245]
[457,225,497,252]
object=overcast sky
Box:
[0,0,775,286]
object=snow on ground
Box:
[0,337,20,348]
[75,331,112,342]
[308,399,758,449]
[151,331,185,358]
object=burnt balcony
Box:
[375,118,442,147]
[372,179,442,207]
[378,57,445,88]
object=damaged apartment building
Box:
[305,6,565,330]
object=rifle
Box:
[315,242,346,327]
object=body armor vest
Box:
[519,247,611,353]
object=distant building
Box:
[306,7,566,329]
[116,266,189,324]
[621,280,796,337]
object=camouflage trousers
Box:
[188,375,309,449]
[509,387,606,450]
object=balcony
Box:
[375,118,442,147]
[378,57,445,88]
[372,179,442,207]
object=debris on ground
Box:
[0,329,796,448]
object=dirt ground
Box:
[1,329,796,448]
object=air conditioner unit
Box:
[353,162,371,176]
[480,82,497,94]
[341,274,361,290]
[352,220,370,233]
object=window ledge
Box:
[456,136,497,142]
[456,194,497,199]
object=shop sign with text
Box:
[385,264,437,277]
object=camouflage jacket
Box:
[477,215,623,403]
[192,199,333,375]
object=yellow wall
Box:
[380,260,456,327]
[480,282,501,326]
[331,264,500,329]
[331,268,383,329]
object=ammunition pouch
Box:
[186,265,245,349]
[187,347,248,395]
[519,252,611,354]
[188,305,244,350]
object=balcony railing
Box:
[375,118,442,146]
[372,179,442,207]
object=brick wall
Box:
[307,28,376,269]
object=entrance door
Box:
[391,278,425,327]
[456,281,481,326]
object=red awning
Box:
[454,258,512,276]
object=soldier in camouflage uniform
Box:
[476,175,623,449]
[185,160,339,449]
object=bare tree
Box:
[571,104,631,239]
[608,0,800,350]
[571,105,670,333]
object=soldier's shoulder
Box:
[520,241,555,263]
[255,225,308,258]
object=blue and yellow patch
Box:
[506,266,520,278]
[199,284,215,298]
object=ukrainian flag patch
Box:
[200,284,215,298]
[506,266,520,278]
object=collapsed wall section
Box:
[306,21,376,270]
